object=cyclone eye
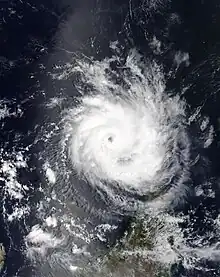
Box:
[108,136,113,143]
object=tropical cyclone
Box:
[62,50,190,198]
[69,94,165,188]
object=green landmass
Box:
[0,243,5,271]
[99,215,171,277]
